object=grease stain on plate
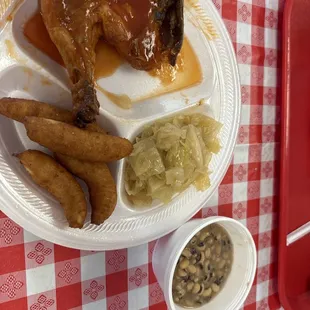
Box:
[185,0,218,40]
[5,39,17,59]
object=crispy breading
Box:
[55,153,117,225]
[0,97,73,122]
[0,97,106,133]
[24,117,132,162]
[17,150,87,228]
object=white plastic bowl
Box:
[152,217,257,310]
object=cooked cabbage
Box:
[128,139,165,180]
[166,167,185,186]
[125,113,222,206]
[155,123,184,151]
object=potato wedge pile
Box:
[0,98,133,228]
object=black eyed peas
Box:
[172,224,233,308]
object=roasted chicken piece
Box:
[41,0,184,127]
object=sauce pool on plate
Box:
[23,12,64,66]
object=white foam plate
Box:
[0,0,240,250]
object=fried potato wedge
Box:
[17,150,87,228]
[0,97,106,133]
[24,117,133,162]
[55,153,117,225]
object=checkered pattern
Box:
[0,0,283,309]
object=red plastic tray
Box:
[279,0,310,309]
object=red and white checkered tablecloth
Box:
[0,0,284,309]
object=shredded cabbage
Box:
[125,113,222,206]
